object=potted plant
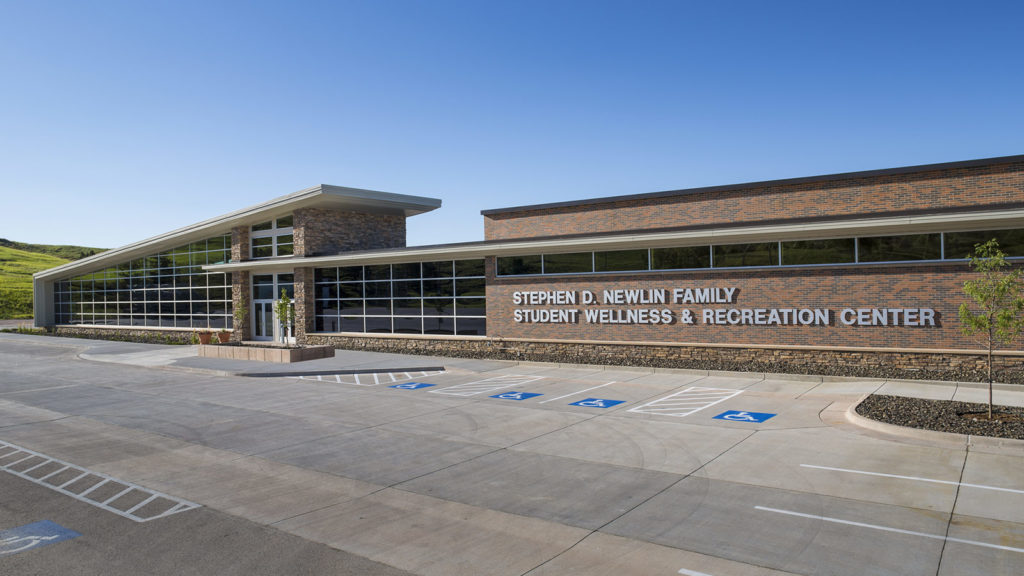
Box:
[196,330,214,345]
[217,329,231,343]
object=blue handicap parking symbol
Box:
[489,391,543,401]
[713,410,776,423]
[569,398,625,409]
[0,520,80,557]
[390,382,435,390]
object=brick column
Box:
[293,267,315,345]
[231,270,251,342]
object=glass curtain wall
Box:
[53,235,233,329]
[314,259,486,335]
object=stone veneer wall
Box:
[231,225,249,262]
[231,270,251,342]
[293,208,406,256]
[293,267,315,341]
[301,333,1024,384]
[54,326,199,345]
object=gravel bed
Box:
[856,394,1024,440]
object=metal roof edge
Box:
[201,207,1024,272]
[480,153,1024,216]
[34,184,442,281]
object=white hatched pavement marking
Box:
[431,374,544,397]
[295,369,444,386]
[628,386,742,417]
[756,506,1024,554]
[0,440,200,523]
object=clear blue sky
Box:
[2,1,1022,249]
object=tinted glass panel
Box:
[455,259,485,277]
[365,317,391,333]
[945,229,1024,259]
[422,261,453,278]
[364,300,392,315]
[455,277,485,297]
[277,244,294,256]
[422,279,454,297]
[423,316,455,335]
[714,242,778,267]
[276,215,293,228]
[339,266,363,282]
[339,283,363,299]
[651,246,710,269]
[859,234,941,262]
[316,268,338,282]
[595,249,649,272]
[455,298,486,316]
[393,317,422,334]
[364,282,391,298]
[497,255,542,276]
[393,280,421,297]
[544,252,592,274]
[341,316,364,332]
[782,238,856,265]
[456,317,486,335]
[252,221,272,231]
[393,300,422,315]
[365,265,391,281]
[392,262,421,279]
[423,298,455,316]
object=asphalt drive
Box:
[1,333,1023,576]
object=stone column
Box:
[231,270,251,342]
[230,225,251,342]
[293,267,315,345]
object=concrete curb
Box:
[844,394,1024,456]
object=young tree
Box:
[274,289,295,345]
[958,239,1024,418]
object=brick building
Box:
[33,155,1024,380]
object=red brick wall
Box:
[486,262,1001,351]
[484,162,1024,240]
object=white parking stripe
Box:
[628,387,742,417]
[431,374,544,397]
[801,464,1024,494]
[538,382,614,404]
[755,506,1024,554]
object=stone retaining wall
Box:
[304,333,1024,384]
[54,326,199,345]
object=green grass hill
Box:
[0,239,106,319]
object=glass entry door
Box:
[253,301,275,340]
[251,273,295,342]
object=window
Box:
[782,239,856,265]
[859,234,941,262]
[945,229,1024,259]
[313,259,486,336]
[54,234,233,328]
[595,249,649,272]
[713,242,779,268]
[250,216,295,259]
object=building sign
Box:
[511,289,936,328]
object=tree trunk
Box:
[987,337,993,420]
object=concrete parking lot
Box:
[1,333,1023,575]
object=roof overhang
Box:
[203,207,1024,272]
[33,185,441,282]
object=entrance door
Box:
[253,301,275,340]
[251,273,295,342]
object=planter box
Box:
[198,344,335,363]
